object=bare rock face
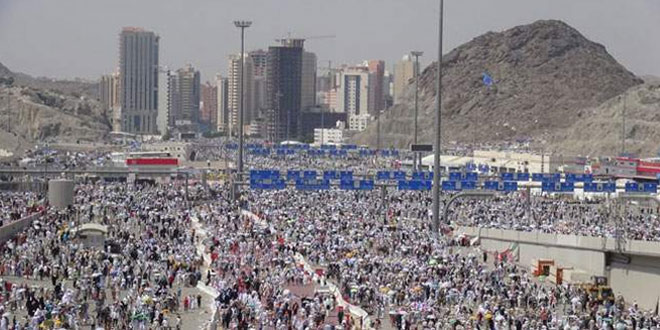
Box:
[0,61,110,157]
[352,20,642,151]
[550,83,660,157]
[0,87,110,158]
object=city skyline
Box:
[1,0,660,81]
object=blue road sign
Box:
[250,178,286,190]
[478,164,490,173]
[339,170,353,180]
[323,170,338,180]
[533,173,561,182]
[398,180,432,191]
[450,172,478,182]
[248,148,270,156]
[412,172,433,180]
[249,170,280,180]
[625,182,658,193]
[542,181,574,193]
[584,182,616,193]
[330,149,348,157]
[393,171,406,180]
[644,183,658,193]
[307,149,325,157]
[466,163,477,171]
[377,171,391,180]
[442,180,477,191]
[303,170,317,180]
[287,170,301,181]
[340,179,374,191]
[484,181,519,191]
[566,173,594,183]
[515,173,530,181]
[442,181,459,191]
[501,173,514,181]
[381,150,400,157]
[295,179,330,191]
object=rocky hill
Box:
[0,62,110,157]
[0,62,99,99]
[352,20,643,153]
[549,83,660,157]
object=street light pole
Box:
[622,94,626,156]
[376,110,381,151]
[431,0,444,237]
[411,51,423,171]
[234,20,251,196]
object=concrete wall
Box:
[48,179,74,209]
[465,227,607,276]
[610,255,660,310]
[0,212,43,244]
[459,226,660,310]
[0,182,47,193]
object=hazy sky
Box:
[1,0,659,81]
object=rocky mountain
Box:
[0,62,99,99]
[0,62,110,157]
[352,20,643,153]
[549,83,660,157]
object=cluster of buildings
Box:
[99,27,421,144]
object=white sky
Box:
[1,0,658,81]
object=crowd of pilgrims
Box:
[0,183,209,329]
[219,187,659,329]
[0,192,42,227]
[449,195,660,241]
[0,139,659,329]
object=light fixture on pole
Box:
[234,20,251,198]
[411,50,423,171]
[431,0,444,236]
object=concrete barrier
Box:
[0,181,47,193]
[48,179,74,209]
[457,226,660,310]
[0,212,44,244]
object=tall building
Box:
[393,55,418,105]
[337,66,371,131]
[383,70,394,109]
[216,75,229,133]
[317,89,338,112]
[366,60,385,114]
[337,67,369,115]
[249,50,268,77]
[99,71,120,132]
[173,64,201,130]
[156,67,174,135]
[227,53,254,136]
[119,27,159,134]
[250,50,268,118]
[301,51,317,110]
[266,39,304,142]
[200,82,218,129]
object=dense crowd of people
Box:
[0,139,658,329]
[0,192,42,227]
[449,194,660,241]
[0,183,211,329]
[231,188,660,329]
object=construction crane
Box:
[274,34,336,45]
